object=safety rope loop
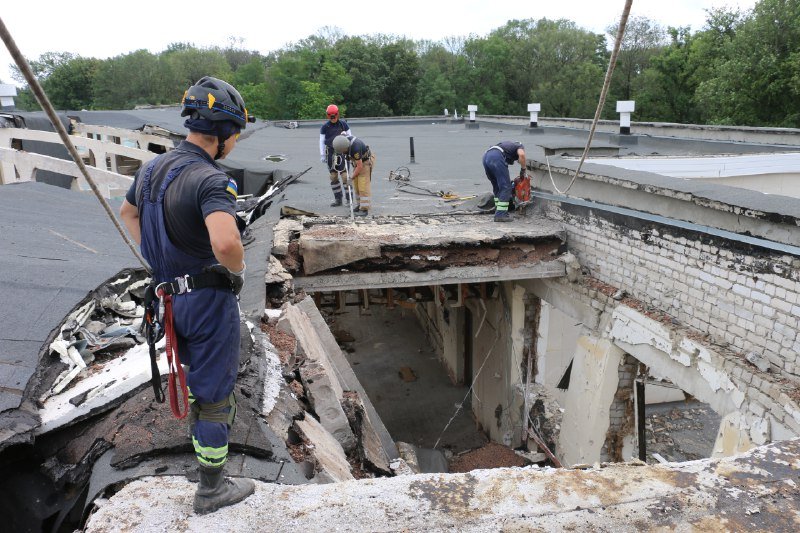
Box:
[156,289,190,419]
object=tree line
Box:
[8,0,800,127]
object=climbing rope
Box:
[388,166,411,182]
[389,166,474,201]
[433,297,501,450]
[156,289,190,419]
[546,0,633,196]
[0,16,151,272]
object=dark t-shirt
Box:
[489,141,524,165]
[346,137,370,161]
[125,141,237,258]
[320,119,350,149]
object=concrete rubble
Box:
[84,438,800,532]
[6,113,800,529]
[278,304,356,451]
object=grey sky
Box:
[1,0,757,88]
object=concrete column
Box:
[557,336,624,466]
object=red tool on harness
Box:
[155,288,190,419]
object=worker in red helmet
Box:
[319,104,352,206]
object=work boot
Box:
[193,465,255,515]
[353,210,368,217]
[330,196,342,207]
[494,211,511,222]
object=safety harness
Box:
[142,271,237,418]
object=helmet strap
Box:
[214,136,227,160]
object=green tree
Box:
[10,51,75,84]
[334,36,391,117]
[43,56,101,110]
[412,66,456,115]
[381,40,419,116]
[232,57,267,87]
[93,50,163,108]
[607,16,667,101]
[238,83,270,119]
[635,27,701,123]
[297,80,335,119]
[12,87,40,111]
[162,46,233,88]
[695,0,800,126]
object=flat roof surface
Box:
[583,152,800,178]
[0,183,137,415]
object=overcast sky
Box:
[1,0,758,89]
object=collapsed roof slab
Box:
[275,214,567,291]
[0,183,138,450]
[84,437,800,531]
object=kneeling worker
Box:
[119,76,255,515]
[482,140,526,222]
[332,134,375,216]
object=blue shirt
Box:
[126,140,237,258]
[488,141,524,165]
[320,119,350,149]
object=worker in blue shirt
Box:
[319,104,352,206]
[119,77,255,515]
[482,141,526,222]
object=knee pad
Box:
[197,391,237,426]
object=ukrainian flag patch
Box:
[225,178,238,199]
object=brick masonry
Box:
[543,202,800,442]
[601,354,637,462]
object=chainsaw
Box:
[513,172,533,210]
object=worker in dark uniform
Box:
[482,140,526,222]
[119,76,255,515]
[319,104,352,206]
[332,134,375,216]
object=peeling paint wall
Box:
[558,336,624,466]
[464,283,517,444]
[547,204,800,378]
[533,196,800,456]
[414,282,525,445]
[415,288,465,384]
[535,300,581,398]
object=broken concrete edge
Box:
[83,438,800,532]
[75,313,307,521]
[277,304,357,452]
[299,235,383,275]
[294,412,354,482]
[0,268,149,453]
[239,213,271,316]
[293,297,399,462]
[262,296,401,479]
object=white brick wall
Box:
[547,205,800,378]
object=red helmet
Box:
[326,104,339,117]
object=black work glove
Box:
[205,263,245,296]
